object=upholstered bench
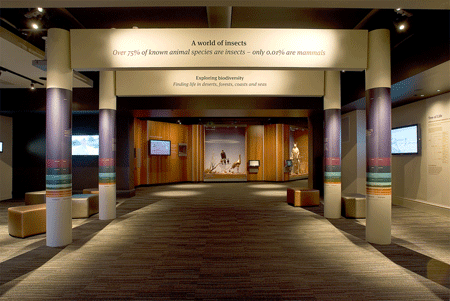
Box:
[24,190,46,205]
[82,188,99,194]
[72,194,99,218]
[342,194,366,218]
[287,188,320,207]
[8,204,46,238]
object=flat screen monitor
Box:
[0,141,3,153]
[72,135,99,155]
[248,160,260,167]
[391,124,420,155]
[285,159,293,167]
[149,140,171,156]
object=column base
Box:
[46,197,72,247]
[366,196,391,245]
[324,183,341,218]
[99,184,116,220]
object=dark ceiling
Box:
[0,6,449,124]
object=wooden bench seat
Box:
[8,204,46,238]
[287,188,320,207]
[342,194,366,218]
[24,190,46,205]
[72,194,99,218]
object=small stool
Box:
[72,194,99,218]
[82,188,99,194]
[287,188,320,207]
[24,190,46,205]
[8,204,46,238]
[342,194,366,218]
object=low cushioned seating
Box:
[24,190,46,205]
[72,194,99,218]
[82,188,99,194]
[8,204,46,238]
[342,194,366,218]
[287,188,320,207]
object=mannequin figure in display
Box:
[291,143,300,174]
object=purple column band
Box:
[324,109,341,184]
[366,87,392,196]
[46,88,72,198]
[99,109,116,185]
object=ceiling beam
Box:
[0,0,448,9]
[207,6,232,28]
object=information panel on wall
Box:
[116,70,324,96]
[426,96,450,208]
[70,28,368,70]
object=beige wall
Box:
[392,92,450,217]
[0,115,13,201]
[341,110,366,195]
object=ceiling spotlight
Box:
[396,8,401,12]
[31,22,39,30]
[37,7,44,13]
[132,26,139,29]
[397,23,407,31]
[30,82,35,90]
[437,89,441,92]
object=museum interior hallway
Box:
[1,180,449,300]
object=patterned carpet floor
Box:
[1,180,449,300]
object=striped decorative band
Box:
[99,172,116,184]
[366,187,392,196]
[46,189,72,198]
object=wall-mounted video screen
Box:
[285,159,293,167]
[391,124,420,155]
[149,140,171,156]
[248,160,260,167]
[0,141,3,153]
[72,135,99,155]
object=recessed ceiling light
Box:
[437,89,441,92]
[31,23,39,29]
[399,24,406,31]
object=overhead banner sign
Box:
[116,70,324,96]
[70,28,368,70]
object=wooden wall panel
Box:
[134,119,189,186]
[188,125,204,182]
[264,124,277,181]
[247,125,264,181]
[264,124,290,181]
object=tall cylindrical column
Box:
[46,28,73,247]
[99,71,117,220]
[365,29,391,245]
[323,71,342,219]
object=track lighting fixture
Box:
[30,82,35,90]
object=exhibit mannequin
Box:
[292,143,300,174]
